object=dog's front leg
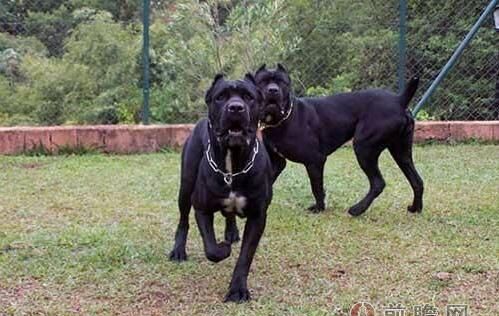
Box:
[195,210,231,263]
[224,212,266,303]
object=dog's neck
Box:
[208,129,255,174]
[262,95,295,130]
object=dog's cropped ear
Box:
[205,73,224,105]
[244,73,264,103]
[244,72,257,85]
[276,63,287,73]
[255,64,266,74]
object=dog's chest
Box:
[222,192,247,215]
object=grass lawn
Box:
[0,144,498,315]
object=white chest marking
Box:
[225,150,232,173]
[222,192,247,214]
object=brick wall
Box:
[0,121,497,155]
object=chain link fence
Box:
[407,0,498,120]
[0,0,497,126]
[148,0,401,123]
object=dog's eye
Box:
[215,93,226,102]
[243,93,254,102]
[255,77,266,85]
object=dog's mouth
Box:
[218,124,251,148]
[228,127,244,137]
[261,103,284,124]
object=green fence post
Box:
[398,0,407,93]
[142,0,151,125]
[412,0,499,117]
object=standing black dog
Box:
[169,73,273,302]
[255,64,424,216]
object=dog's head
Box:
[205,73,262,148]
[254,63,292,125]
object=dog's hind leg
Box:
[225,215,240,244]
[348,144,385,216]
[388,131,424,213]
[305,160,326,213]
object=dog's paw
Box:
[224,287,251,303]
[307,204,325,213]
[225,229,240,244]
[407,204,422,213]
[206,242,231,263]
[347,204,366,217]
[168,248,187,262]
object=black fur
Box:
[255,64,423,216]
[169,73,273,303]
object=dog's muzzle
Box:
[219,103,251,147]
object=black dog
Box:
[255,64,423,216]
[169,73,273,302]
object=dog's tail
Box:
[399,77,420,108]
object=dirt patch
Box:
[17,162,46,169]
[438,270,499,312]
[0,278,40,309]
[135,280,170,308]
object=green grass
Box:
[0,144,498,315]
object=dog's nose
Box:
[267,86,279,94]
[228,103,245,113]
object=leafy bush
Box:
[0,7,142,126]
[0,0,497,125]
[94,106,120,125]
[0,33,48,57]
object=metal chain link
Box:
[205,138,259,186]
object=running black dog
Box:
[169,73,273,302]
[255,64,424,216]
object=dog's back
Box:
[291,78,419,157]
[303,77,419,120]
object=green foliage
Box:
[0,5,141,126]
[21,141,53,156]
[35,101,64,125]
[0,0,497,125]
[305,85,332,97]
[415,109,435,121]
[20,54,97,124]
[94,106,120,125]
[24,4,75,56]
[57,144,99,155]
[0,33,48,57]
[64,11,140,90]
[146,2,218,122]
[71,0,141,22]
[0,49,21,81]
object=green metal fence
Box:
[408,0,498,120]
[0,1,497,126]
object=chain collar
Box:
[259,97,294,130]
[205,137,259,186]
